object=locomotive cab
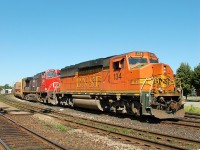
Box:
[39,69,60,92]
[37,69,60,105]
[108,51,184,118]
[121,52,183,118]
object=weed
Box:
[52,124,69,132]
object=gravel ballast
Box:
[2,95,200,149]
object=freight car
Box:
[13,82,22,98]
[56,51,184,119]
[14,69,60,104]
[14,51,184,119]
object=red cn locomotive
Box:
[19,69,60,104]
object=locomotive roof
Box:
[60,51,156,77]
[61,56,113,77]
[22,77,33,81]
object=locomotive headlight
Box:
[164,66,166,74]
[158,88,163,93]
[177,88,181,93]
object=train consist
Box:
[13,51,184,119]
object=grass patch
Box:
[52,124,69,132]
[0,94,4,100]
[44,123,70,132]
[184,105,200,114]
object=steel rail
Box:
[0,139,11,150]
[185,113,200,119]
[161,120,200,129]
[186,112,200,116]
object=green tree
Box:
[192,63,200,90]
[4,84,10,89]
[1,84,12,89]
[176,63,192,99]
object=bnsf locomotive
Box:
[13,51,184,119]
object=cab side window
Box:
[42,73,45,78]
[113,59,124,70]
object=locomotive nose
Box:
[150,63,174,94]
[152,63,173,77]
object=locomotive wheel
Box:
[42,96,48,104]
[131,101,142,116]
[69,97,74,107]
[51,95,58,105]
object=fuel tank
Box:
[73,98,104,111]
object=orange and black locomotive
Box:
[14,51,184,119]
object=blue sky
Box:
[0,0,199,86]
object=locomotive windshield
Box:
[129,57,148,65]
[128,57,148,69]
[150,58,158,63]
[46,71,56,78]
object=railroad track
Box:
[47,113,200,150]
[185,112,200,119]
[1,96,200,149]
[0,112,67,150]
[161,112,200,130]
[161,120,200,130]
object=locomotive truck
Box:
[13,51,184,119]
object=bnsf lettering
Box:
[154,78,170,85]
[77,76,101,88]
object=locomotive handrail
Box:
[140,77,154,94]
[149,77,155,96]
[140,78,149,94]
